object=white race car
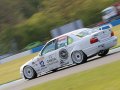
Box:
[20,28,117,80]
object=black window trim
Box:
[56,35,69,49]
[41,39,57,56]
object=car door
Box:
[40,39,61,71]
[56,36,73,66]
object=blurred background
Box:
[0,0,119,56]
[1,0,120,86]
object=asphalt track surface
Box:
[0,47,120,90]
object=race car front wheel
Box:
[23,66,37,80]
[71,51,87,64]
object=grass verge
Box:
[26,60,120,90]
[0,52,38,85]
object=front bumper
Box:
[20,66,26,79]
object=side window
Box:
[41,40,56,55]
[57,36,68,49]
[68,37,73,45]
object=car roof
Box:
[50,28,92,41]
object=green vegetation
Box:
[26,60,120,90]
[0,52,38,85]
[0,0,119,54]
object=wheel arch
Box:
[70,45,88,58]
[23,65,37,79]
[71,50,87,58]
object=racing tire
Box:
[71,51,87,64]
[23,66,37,80]
[98,49,109,57]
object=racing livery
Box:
[20,28,117,80]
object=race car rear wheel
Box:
[71,51,87,64]
[23,66,37,80]
[98,49,109,57]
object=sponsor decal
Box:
[47,57,57,63]
[37,57,44,62]
[32,62,35,65]
[58,36,67,41]
[47,55,58,65]
[59,49,68,59]
[32,61,38,66]
[39,61,45,67]
[60,59,69,66]
[60,59,64,64]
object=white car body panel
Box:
[20,28,117,79]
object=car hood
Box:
[20,55,39,72]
